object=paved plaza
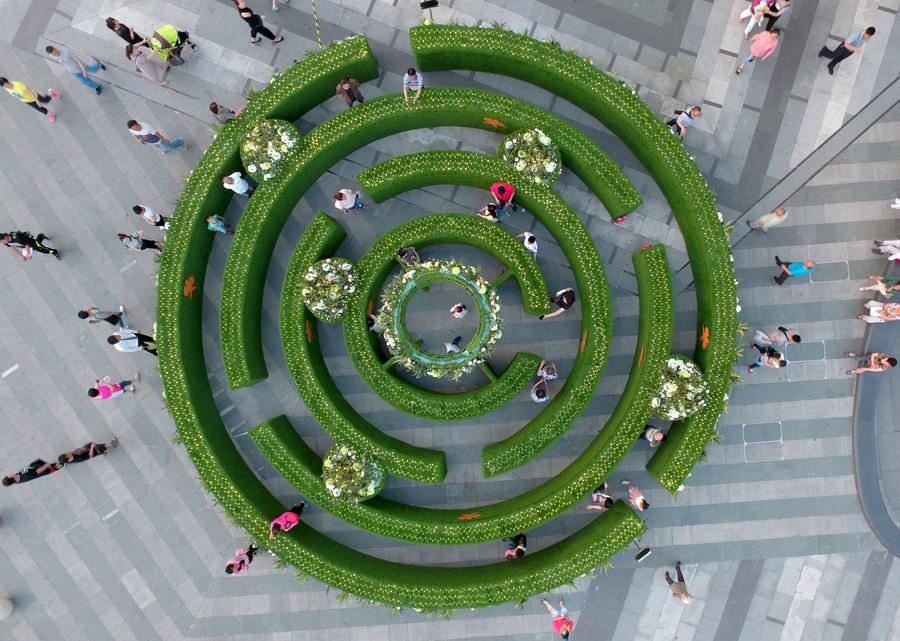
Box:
[0,0,898,640]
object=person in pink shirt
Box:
[540,597,574,639]
[269,501,305,538]
[87,375,137,399]
[225,543,259,575]
[622,480,649,511]
[736,28,781,74]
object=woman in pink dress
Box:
[736,28,781,74]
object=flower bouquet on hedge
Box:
[240,119,299,182]
[651,357,709,420]
[499,128,561,185]
[322,445,384,503]
[300,258,357,322]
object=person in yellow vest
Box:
[0,78,58,122]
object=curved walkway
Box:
[853,262,900,557]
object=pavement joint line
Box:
[119,259,138,273]
[102,509,119,521]
[1,364,20,378]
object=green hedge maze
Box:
[157,27,737,610]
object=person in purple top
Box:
[773,256,815,285]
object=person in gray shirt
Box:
[45,46,105,94]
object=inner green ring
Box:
[392,268,495,369]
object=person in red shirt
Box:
[269,502,305,538]
[490,182,517,214]
[540,597,574,639]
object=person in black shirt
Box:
[3,459,62,486]
[105,17,144,46]
[57,439,118,465]
[503,533,527,559]
[539,287,576,319]
[232,0,284,44]
[1,231,61,261]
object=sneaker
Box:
[54,250,62,261]
[891,198,900,210]
[774,256,782,265]
[828,67,834,76]
[273,36,285,44]
[119,305,126,315]
[125,384,136,393]
[745,220,752,228]
[621,480,631,486]
[48,89,60,100]
[747,366,754,374]
[773,276,782,285]
[109,437,119,449]
[95,86,102,95]
[48,111,56,123]
[100,63,107,70]
[735,66,742,75]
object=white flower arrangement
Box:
[651,357,710,421]
[240,119,299,182]
[321,444,384,503]
[300,258,357,322]
[498,128,562,185]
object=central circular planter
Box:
[377,260,502,380]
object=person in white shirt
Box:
[127,119,183,153]
[403,67,423,104]
[221,172,255,196]
[518,232,538,258]
[873,239,900,261]
[132,205,168,227]
[449,304,468,319]
[333,188,368,212]
[107,330,157,356]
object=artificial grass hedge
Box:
[342,212,547,421]
[220,86,637,399]
[411,25,737,492]
[358,151,612,475]
[249,245,671,545]
[219,36,379,389]
[280,212,447,483]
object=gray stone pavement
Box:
[0,1,898,640]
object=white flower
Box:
[247,164,257,174]
[544,161,557,173]
[515,160,527,171]
[538,134,551,146]
[504,140,513,149]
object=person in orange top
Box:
[540,597,574,639]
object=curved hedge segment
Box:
[343,213,546,421]
[410,25,737,492]
[358,151,611,475]
[280,212,447,483]
[250,245,670,544]
[219,37,379,389]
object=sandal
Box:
[272,36,285,43]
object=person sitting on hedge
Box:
[396,246,419,266]
[476,203,500,222]
[587,481,614,511]
[490,182,517,213]
[503,533,527,560]
[540,288,576,320]
[269,501,305,539]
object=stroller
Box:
[147,24,197,67]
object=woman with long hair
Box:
[232,0,284,44]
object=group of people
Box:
[3,440,118,486]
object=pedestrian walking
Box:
[78,305,126,328]
[892,198,900,210]
[207,214,234,236]
[126,45,167,86]
[748,343,786,372]
[133,205,169,228]
[45,46,105,94]
[88,375,137,399]
[108,330,158,356]
[403,67,423,104]
[518,231,538,258]
[1,231,61,261]
[857,300,900,324]
[106,17,144,45]
[872,239,900,262]
[846,352,897,375]
[444,335,462,354]
[210,102,244,124]
[119,231,163,255]
[621,480,649,511]
[641,424,667,447]
[540,288,576,319]
[58,439,118,465]
[746,206,787,232]
[819,27,876,76]
[587,481,614,511]
[3,459,62,486]
[753,326,801,346]
[232,1,284,44]
[397,247,419,266]
[859,275,900,298]
[537,360,559,381]
[773,256,815,285]
[539,597,574,639]
[336,77,364,108]
[490,182,517,212]
[272,0,290,10]
[736,29,781,74]
[127,119,184,153]
[738,0,776,39]
[763,0,791,31]
[0,78,57,122]
[225,544,259,575]
[530,376,550,403]
[477,203,501,222]
[450,304,468,319]
[503,533,527,560]
[269,501,305,538]
[333,189,368,213]
[666,105,701,138]
[665,561,692,604]
[222,172,256,196]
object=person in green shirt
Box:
[859,275,900,298]
[0,77,58,122]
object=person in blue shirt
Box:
[818,27,875,75]
[773,256,816,285]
